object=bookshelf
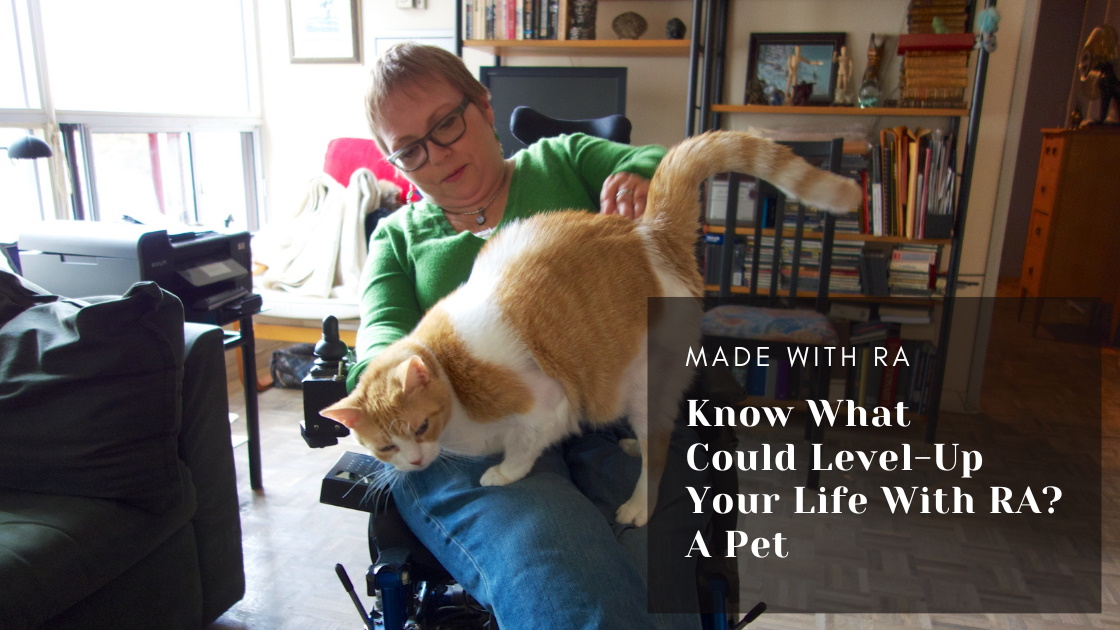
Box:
[461,38,690,57]
[456,0,695,58]
[710,104,969,117]
[690,0,996,440]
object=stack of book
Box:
[742,235,777,289]
[845,338,937,410]
[877,304,932,324]
[830,241,866,295]
[871,126,957,238]
[898,0,975,108]
[888,244,939,297]
[850,320,892,345]
[463,0,563,41]
[859,248,891,297]
[702,232,778,290]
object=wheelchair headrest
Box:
[510,106,632,147]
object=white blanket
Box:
[253,167,382,302]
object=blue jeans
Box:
[391,424,709,630]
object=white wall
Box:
[257,0,459,223]
[256,0,1029,411]
[258,0,698,222]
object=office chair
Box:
[700,138,848,488]
[302,111,761,630]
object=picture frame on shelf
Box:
[746,32,845,106]
[287,0,361,63]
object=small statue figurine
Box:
[832,45,853,105]
[666,17,686,40]
[858,34,887,108]
[785,45,824,104]
[569,0,597,40]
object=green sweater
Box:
[346,133,666,391]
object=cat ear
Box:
[320,399,362,429]
[399,355,430,394]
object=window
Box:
[72,128,259,231]
[0,0,39,109]
[1,0,263,232]
[39,0,254,116]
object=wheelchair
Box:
[301,316,763,630]
[297,109,763,629]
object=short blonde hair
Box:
[365,43,490,154]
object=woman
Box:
[346,42,705,630]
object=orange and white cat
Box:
[321,130,861,526]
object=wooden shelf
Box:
[703,285,941,304]
[703,225,953,246]
[710,104,969,117]
[464,39,691,57]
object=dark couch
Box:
[0,268,244,629]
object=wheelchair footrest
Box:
[320,451,383,513]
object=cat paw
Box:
[615,498,649,527]
[619,438,641,457]
[480,465,515,487]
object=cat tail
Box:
[642,130,863,243]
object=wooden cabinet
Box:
[1018,128,1120,317]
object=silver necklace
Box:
[442,167,508,226]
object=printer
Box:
[19,222,262,326]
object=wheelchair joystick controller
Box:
[301,316,353,448]
[311,316,350,377]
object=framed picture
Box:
[746,32,845,106]
[287,0,361,63]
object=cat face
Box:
[321,355,452,471]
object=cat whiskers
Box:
[346,463,405,514]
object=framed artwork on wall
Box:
[287,0,361,63]
[746,32,845,106]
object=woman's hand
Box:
[600,172,650,220]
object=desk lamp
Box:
[2,134,53,159]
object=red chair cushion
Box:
[323,138,410,204]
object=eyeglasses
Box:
[386,97,471,172]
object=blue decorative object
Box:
[977,7,1000,53]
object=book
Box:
[829,302,872,322]
[896,33,976,52]
[878,304,933,324]
[878,336,904,405]
[747,360,768,397]
[850,321,891,344]
[705,175,757,226]
[857,346,871,407]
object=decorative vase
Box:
[611,12,647,40]
[858,34,886,108]
[569,0,597,40]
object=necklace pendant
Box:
[476,214,486,225]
